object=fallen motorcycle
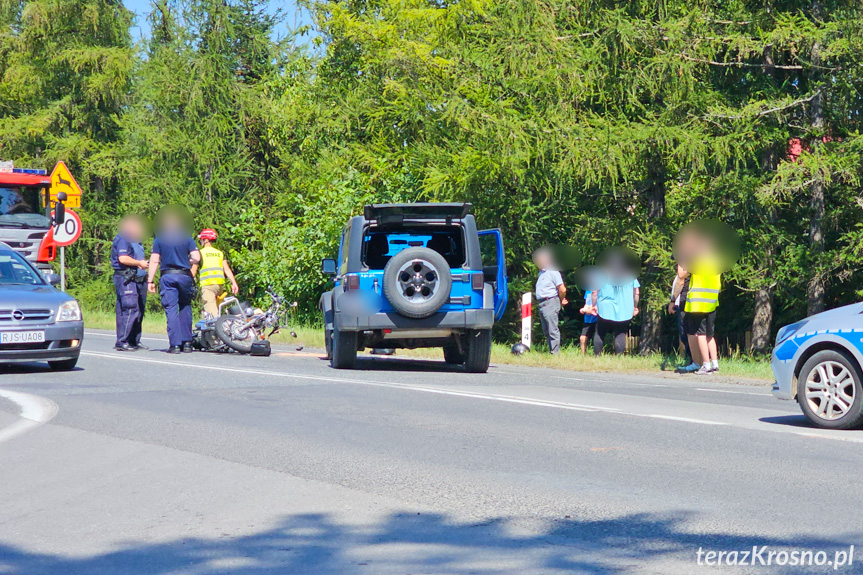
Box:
[193,288,298,355]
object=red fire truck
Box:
[0,167,60,272]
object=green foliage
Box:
[2,0,863,351]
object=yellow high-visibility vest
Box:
[199,246,226,286]
[684,273,721,313]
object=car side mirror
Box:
[54,196,66,225]
[321,258,337,276]
[47,273,61,286]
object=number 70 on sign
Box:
[51,209,82,247]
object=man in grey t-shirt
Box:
[534,249,568,354]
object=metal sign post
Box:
[521,292,532,348]
[51,208,81,293]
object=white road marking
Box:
[84,331,166,343]
[695,388,766,396]
[80,351,622,414]
[496,370,669,387]
[0,389,59,444]
[80,350,863,443]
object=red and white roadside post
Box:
[521,292,532,349]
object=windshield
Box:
[0,250,47,285]
[0,187,50,229]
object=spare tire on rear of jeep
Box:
[382,247,452,319]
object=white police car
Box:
[772,303,863,429]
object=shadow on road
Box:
[0,511,857,575]
[758,414,821,428]
[351,356,467,373]
[0,363,83,374]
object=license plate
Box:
[1,331,46,344]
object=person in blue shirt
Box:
[146,206,201,354]
[591,277,640,355]
[110,215,149,351]
[579,290,598,355]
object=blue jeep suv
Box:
[320,203,507,372]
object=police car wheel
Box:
[797,349,863,429]
[382,247,452,319]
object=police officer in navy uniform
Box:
[146,206,201,354]
[110,215,149,352]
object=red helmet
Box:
[198,228,217,241]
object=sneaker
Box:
[711,365,719,373]
[677,362,700,374]
[695,366,713,375]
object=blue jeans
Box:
[160,274,196,347]
[114,275,146,347]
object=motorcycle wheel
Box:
[215,315,259,353]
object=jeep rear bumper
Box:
[334,309,494,332]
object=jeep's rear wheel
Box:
[464,329,492,373]
[331,327,358,369]
[797,349,863,429]
[382,247,452,319]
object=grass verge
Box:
[84,309,772,382]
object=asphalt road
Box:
[2,330,863,575]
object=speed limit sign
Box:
[51,209,82,247]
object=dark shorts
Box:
[581,322,597,338]
[684,311,716,337]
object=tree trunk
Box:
[750,287,774,354]
[806,2,826,315]
[806,36,825,316]
[638,307,662,354]
[750,147,777,353]
[638,153,666,355]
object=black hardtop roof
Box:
[363,203,472,222]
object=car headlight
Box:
[776,320,807,344]
[57,300,82,322]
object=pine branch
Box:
[707,91,822,120]
[674,52,804,70]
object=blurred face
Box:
[532,245,582,272]
[598,246,640,284]
[120,215,146,243]
[533,247,553,270]
[673,220,740,275]
[155,205,192,236]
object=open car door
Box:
[478,229,508,321]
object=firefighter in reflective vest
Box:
[191,229,239,318]
[683,271,721,375]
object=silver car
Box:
[771,303,863,429]
[0,242,83,370]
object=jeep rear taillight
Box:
[345,274,360,291]
[471,272,483,291]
